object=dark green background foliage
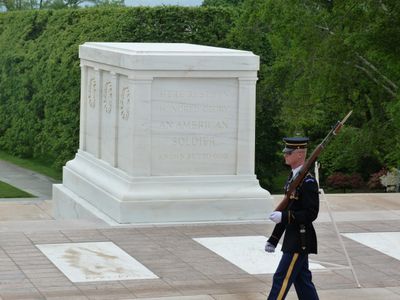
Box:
[0,1,399,192]
[202,0,244,7]
[0,6,235,169]
[229,0,400,190]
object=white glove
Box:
[269,211,282,224]
[265,241,276,253]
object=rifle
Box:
[275,111,353,211]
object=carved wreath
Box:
[120,87,130,120]
[88,78,97,108]
[103,81,113,113]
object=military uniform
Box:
[268,172,319,254]
[267,137,320,300]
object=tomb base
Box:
[54,151,271,224]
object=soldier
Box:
[265,137,320,300]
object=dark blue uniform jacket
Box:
[268,173,319,254]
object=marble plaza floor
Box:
[0,160,400,299]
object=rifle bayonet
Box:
[333,110,352,135]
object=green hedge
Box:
[0,6,236,168]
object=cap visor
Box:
[282,147,294,153]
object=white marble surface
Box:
[151,77,238,175]
[36,242,158,282]
[342,232,400,260]
[193,236,325,274]
[54,43,272,224]
[79,43,259,71]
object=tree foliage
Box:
[0,6,235,168]
[0,1,399,192]
[202,0,244,7]
[0,0,123,10]
[230,0,400,189]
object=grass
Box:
[0,150,62,181]
[0,180,35,198]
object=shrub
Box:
[0,7,236,168]
[380,168,400,192]
[326,172,364,192]
[367,168,387,190]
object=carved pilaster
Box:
[237,77,258,174]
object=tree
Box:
[0,0,123,10]
[0,0,37,10]
[228,0,282,189]
[202,0,244,7]
[230,0,400,185]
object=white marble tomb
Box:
[53,43,272,224]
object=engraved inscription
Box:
[158,152,229,161]
[172,136,215,147]
[151,78,238,175]
[120,87,130,120]
[159,89,231,100]
[88,78,97,108]
[103,81,112,113]
[160,120,228,130]
[157,101,230,113]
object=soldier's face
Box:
[284,151,295,165]
[284,150,306,167]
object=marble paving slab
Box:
[342,232,400,260]
[36,241,158,282]
[193,236,325,274]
